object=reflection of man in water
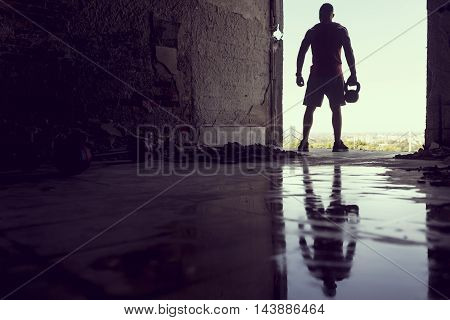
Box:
[299,163,359,297]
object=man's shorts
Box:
[303,73,346,108]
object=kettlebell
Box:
[345,82,361,103]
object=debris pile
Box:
[133,142,301,164]
[1,116,301,176]
[420,166,450,187]
[395,142,450,161]
[404,165,450,187]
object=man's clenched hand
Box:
[347,74,358,86]
[296,75,305,87]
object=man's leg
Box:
[331,105,342,143]
[331,105,349,152]
[303,106,316,141]
[298,106,316,152]
[301,73,323,151]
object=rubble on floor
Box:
[419,166,450,187]
[126,141,301,164]
[396,143,450,186]
[404,166,450,187]
[395,142,450,162]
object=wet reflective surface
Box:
[269,162,450,299]
[1,156,450,299]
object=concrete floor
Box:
[1,150,450,299]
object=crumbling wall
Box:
[0,0,276,154]
[427,0,450,147]
[0,0,195,130]
[192,0,271,127]
[191,0,273,146]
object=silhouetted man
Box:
[296,3,358,152]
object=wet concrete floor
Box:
[1,151,449,299]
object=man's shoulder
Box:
[309,23,322,31]
[310,22,347,32]
[332,23,350,40]
[332,22,348,32]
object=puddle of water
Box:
[3,162,450,300]
[267,163,450,300]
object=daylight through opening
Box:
[282,0,427,152]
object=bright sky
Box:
[283,0,427,134]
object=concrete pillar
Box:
[426,0,450,147]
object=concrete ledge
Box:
[200,126,266,146]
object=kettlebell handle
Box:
[345,81,361,93]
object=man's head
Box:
[322,278,337,297]
[319,3,334,22]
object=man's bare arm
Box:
[343,42,356,75]
[342,28,357,84]
[297,31,311,76]
[296,31,311,87]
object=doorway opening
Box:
[282,0,427,152]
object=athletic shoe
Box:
[332,140,349,152]
[298,140,309,152]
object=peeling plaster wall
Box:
[203,0,268,23]
[427,0,450,146]
[191,0,272,128]
[0,0,276,149]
